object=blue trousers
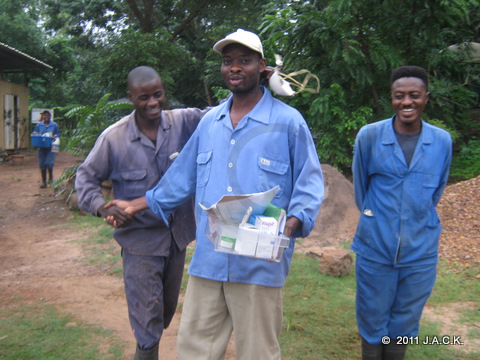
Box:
[122,242,186,350]
[37,148,56,170]
[355,255,437,344]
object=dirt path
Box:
[0,150,359,360]
[1,151,477,359]
[0,151,143,359]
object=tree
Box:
[2,0,478,180]
[260,0,480,176]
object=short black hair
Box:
[391,65,429,90]
[127,66,161,90]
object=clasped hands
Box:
[99,196,148,228]
[99,200,134,228]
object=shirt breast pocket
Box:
[196,151,212,187]
[257,156,289,197]
[421,175,440,211]
[121,169,147,198]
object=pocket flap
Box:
[197,151,212,165]
[257,157,288,175]
[121,169,147,181]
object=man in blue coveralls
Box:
[75,66,209,360]
[352,65,452,360]
[106,29,324,360]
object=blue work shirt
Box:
[146,87,324,287]
[33,120,60,138]
[351,117,452,266]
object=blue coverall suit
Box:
[351,116,452,344]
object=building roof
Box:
[0,42,52,73]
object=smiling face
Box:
[221,43,266,95]
[128,77,166,124]
[391,77,430,133]
[42,112,51,124]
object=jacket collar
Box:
[214,86,273,127]
[127,110,170,150]
[382,115,434,168]
[382,115,433,145]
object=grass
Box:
[280,253,480,360]
[70,213,123,276]
[3,215,478,360]
[280,255,359,359]
[0,303,123,360]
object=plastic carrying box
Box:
[205,214,290,262]
[31,135,53,148]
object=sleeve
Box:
[74,134,111,216]
[146,126,200,224]
[352,126,369,211]
[53,123,61,138]
[288,120,325,238]
[433,132,453,206]
[178,107,212,136]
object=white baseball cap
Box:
[213,29,264,58]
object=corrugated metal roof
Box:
[0,42,53,73]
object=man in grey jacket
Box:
[75,66,208,360]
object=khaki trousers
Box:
[177,275,283,360]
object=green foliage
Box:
[1,0,479,180]
[211,86,231,103]
[425,118,461,143]
[51,94,132,201]
[450,138,480,182]
[63,93,133,158]
[307,84,373,174]
[260,0,480,176]
[0,0,43,53]
[94,28,203,107]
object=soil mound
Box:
[437,175,480,269]
[298,164,359,253]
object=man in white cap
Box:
[106,29,324,360]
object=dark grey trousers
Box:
[122,242,186,350]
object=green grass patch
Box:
[280,254,359,359]
[0,303,123,360]
[70,213,122,276]
[428,261,480,305]
[277,253,480,360]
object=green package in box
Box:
[220,235,236,249]
[262,204,287,235]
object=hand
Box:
[106,196,148,215]
[98,203,133,228]
[260,66,275,87]
[283,216,301,238]
[105,199,133,213]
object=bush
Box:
[450,138,480,182]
